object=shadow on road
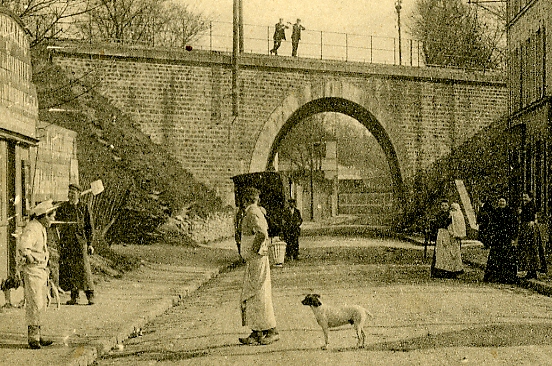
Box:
[365,322,552,351]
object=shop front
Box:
[0,7,39,279]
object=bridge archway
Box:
[250,83,406,208]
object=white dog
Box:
[301,293,372,350]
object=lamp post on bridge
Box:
[395,0,402,66]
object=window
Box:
[510,26,546,112]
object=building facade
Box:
[0,7,39,279]
[0,8,78,281]
[507,0,551,217]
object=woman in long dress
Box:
[431,201,465,278]
[238,187,280,345]
[483,197,518,284]
[517,192,543,279]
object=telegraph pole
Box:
[232,0,241,117]
[238,0,244,53]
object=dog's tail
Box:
[364,308,374,319]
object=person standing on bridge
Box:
[239,187,279,345]
[431,200,464,279]
[270,18,288,55]
[290,18,305,57]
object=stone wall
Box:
[161,210,234,244]
[188,211,234,244]
[49,43,508,217]
[401,117,510,233]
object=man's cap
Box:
[69,183,82,192]
[31,199,57,216]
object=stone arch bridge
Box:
[49,41,507,214]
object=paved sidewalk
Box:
[0,241,240,366]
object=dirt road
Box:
[96,236,552,366]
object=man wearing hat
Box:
[16,200,57,349]
[57,183,95,305]
[289,18,305,57]
[282,198,303,260]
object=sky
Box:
[188,0,416,39]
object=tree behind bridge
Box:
[408,0,505,70]
[0,0,210,48]
[77,0,210,47]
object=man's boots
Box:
[239,330,262,345]
[85,290,95,305]
[259,328,280,345]
[66,290,79,305]
[28,325,53,349]
[39,326,54,347]
[28,325,40,349]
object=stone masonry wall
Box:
[51,45,507,208]
[160,210,234,244]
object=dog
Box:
[46,279,63,310]
[1,277,23,308]
[301,293,372,350]
[1,275,62,309]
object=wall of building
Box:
[32,122,79,203]
[507,0,552,216]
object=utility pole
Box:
[232,0,241,117]
[395,0,402,65]
[238,0,244,53]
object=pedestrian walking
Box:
[238,187,279,346]
[430,200,464,278]
[269,18,288,55]
[483,197,519,284]
[517,192,545,279]
[283,198,302,260]
[290,19,305,57]
[57,183,95,305]
[16,200,57,349]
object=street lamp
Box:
[395,0,402,65]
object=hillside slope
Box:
[32,48,225,246]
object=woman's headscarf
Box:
[449,202,466,238]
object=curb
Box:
[65,263,237,366]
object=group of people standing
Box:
[480,193,547,284]
[16,183,95,349]
[430,192,548,285]
[269,18,306,57]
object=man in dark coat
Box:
[57,183,95,305]
[290,19,305,57]
[283,199,302,260]
[270,18,288,55]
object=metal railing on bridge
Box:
[200,21,424,66]
[51,19,425,66]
